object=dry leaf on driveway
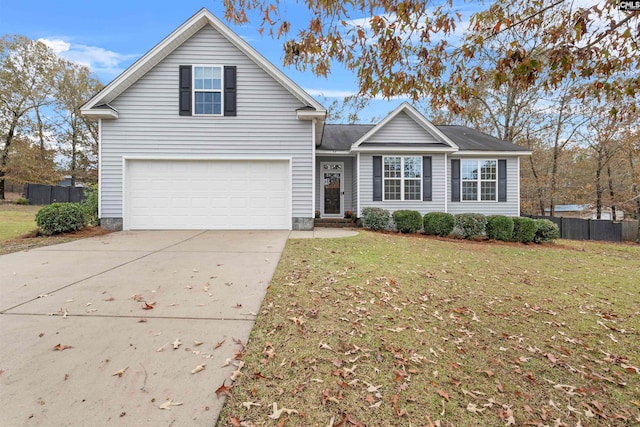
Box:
[191,364,206,374]
[159,399,183,410]
[112,367,128,377]
[53,344,73,351]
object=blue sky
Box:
[1,0,428,122]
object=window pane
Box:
[404,157,421,178]
[384,157,401,178]
[194,67,204,79]
[384,179,401,200]
[461,160,478,180]
[212,92,221,115]
[462,181,477,201]
[212,67,221,90]
[404,179,421,200]
[481,181,496,201]
[481,160,496,180]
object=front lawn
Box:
[218,232,639,426]
[0,203,40,241]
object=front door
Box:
[321,162,343,217]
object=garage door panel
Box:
[126,160,290,230]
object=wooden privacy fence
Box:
[24,184,86,205]
[529,216,638,242]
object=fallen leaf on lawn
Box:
[215,381,232,398]
[437,389,450,401]
[241,401,261,409]
[230,361,244,381]
[622,364,639,374]
[268,402,298,419]
[466,402,486,414]
[191,364,206,374]
[172,338,182,350]
[53,344,73,351]
[159,399,183,410]
[370,400,382,409]
[504,408,515,426]
[319,342,333,351]
[112,367,128,377]
[228,416,241,427]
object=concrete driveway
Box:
[0,230,289,426]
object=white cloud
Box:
[38,38,137,78]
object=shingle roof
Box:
[319,123,529,153]
[435,125,530,152]
[319,124,374,151]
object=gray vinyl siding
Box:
[367,112,442,144]
[315,156,355,214]
[359,153,447,215]
[447,156,520,216]
[100,25,312,219]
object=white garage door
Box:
[125,159,290,230]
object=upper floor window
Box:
[461,159,496,201]
[193,66,222,115]
[383,156,421,200]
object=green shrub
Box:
[533,219,560,243]
[423,212,455,237]
[486,215,514,241]
[392,210,422,233]
[511,217,537,243]
[81,184,99,226]
[35,203,86,236]
[16,197,30,205]
[362,207,390,231]
[454,213,487,239]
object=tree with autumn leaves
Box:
[0,35,102,199]
[224,0,639,218]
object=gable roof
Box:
[351,102,458,151]
[81,8,325,117]
[319,124,374,151]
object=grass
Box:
[0,203,40,241]
[0,202,110,255]
[217,231,640,426]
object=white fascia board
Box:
[351,146,457,153]
[450,151,532,156]
[82,8,326,113]
[296,110,326,120]
[80,108,118,119]
[315,150,354,156]
[352,102,458,149]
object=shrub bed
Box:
[512,217,537,243]
[486,215,514,241]
[392,210,422,233]
[361,207,390,231]
[35,203,86,236]
[423,212,455,237]
[533,219,560,243]
[454,213,487,239]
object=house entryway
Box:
[321,162,343,217]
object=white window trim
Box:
[382,156,422,201]
[192,64,224,116]
[460,159,498,202]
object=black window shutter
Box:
[179,66,192,116]
[498,159,507,202]
[224,66,237,116]
[422,156,432,201]
[451,159,460,202]
[373,156,382,201]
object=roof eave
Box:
[80,107,119,119]
[350,146,458,153]
[451,150,532,156]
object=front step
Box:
[314,218,356,228]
